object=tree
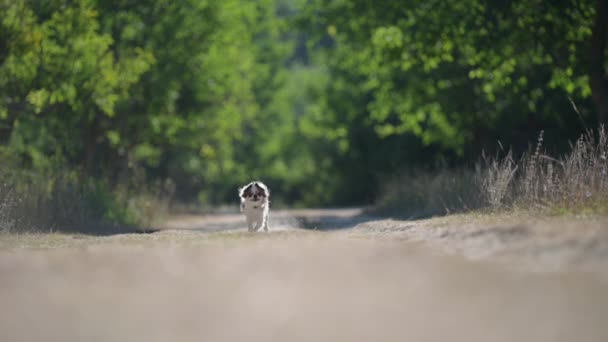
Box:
[590,0,608,124]
[0,0,152,170]
[292,0,605,201]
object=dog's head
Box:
[238,181,270,202]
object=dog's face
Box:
[239,181,269,202]
[239,181,270,232]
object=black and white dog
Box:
[238,181,270,232]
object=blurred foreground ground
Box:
[1,209,608,341]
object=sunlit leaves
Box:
[300,0,597,155]
[372,26,403,49]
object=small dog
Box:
[238,181,270,232]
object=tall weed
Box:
[485,126,608,210]
[378,126,608,216]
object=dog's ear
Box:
[240,183,253,197]
[253,181,269,194]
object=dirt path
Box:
[160,208,367,232]
[1,208,608,341]
[163,208,608,276]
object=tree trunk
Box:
[590,0,608,125]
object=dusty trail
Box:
[160,208,368,232]
[165,208,608,275]
[1,208,608,341]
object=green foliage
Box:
[300,0,597,146]
[1,0,607,223]
[294,0,603,201]
[0,0,326,218]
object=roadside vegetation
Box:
[377,126,608,217]
[0,164,173,233]
[1,0,607,232]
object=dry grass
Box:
[0,171,104,233]
[378,126,608,217]
[484,126,608,211]
[0,167,175,234]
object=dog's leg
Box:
[253,221,262,232]
[247,220,254,232]
[262,217,268,232]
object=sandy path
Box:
[159,208,367,232]
[1,209,608,341]
[164,208,608,275]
